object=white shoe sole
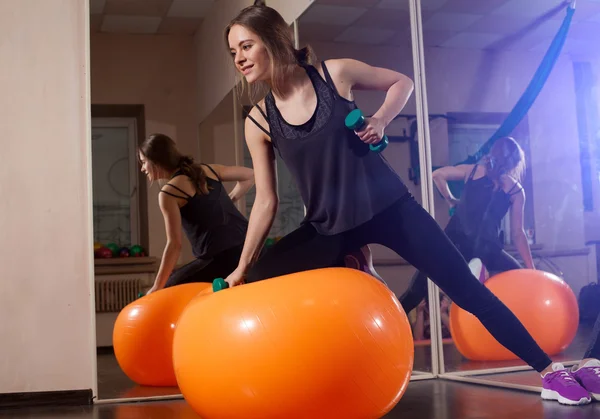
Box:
[541,389,591,405]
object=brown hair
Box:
[484,136,526,183]
[225,4,316,104]
[139,134,209,195]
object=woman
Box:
[139,133,253,294]
[400,137,535,314]
[223,4,590,405]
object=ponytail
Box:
[177,155,210,195]
[294,46,314,66]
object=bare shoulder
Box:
[248,99,268,124]
[164,174,196,196]
[245,99,271,141]
[457,164,476,179]
[500,174,524,196]
[316,59,355,100]
[316,58,355,82]
[199,164,219,181]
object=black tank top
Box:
[247,61,409,235]
[446,164,521,250]
[160,165,248,259]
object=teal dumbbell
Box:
[449,207,456,217]
[345,108,389,153]
[212,277,229,292]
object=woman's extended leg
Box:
[398,227,473,314]
[355,195,589,404]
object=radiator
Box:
[95,276,145,313]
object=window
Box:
[91,117,141,247]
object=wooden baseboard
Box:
[0,389,93,409]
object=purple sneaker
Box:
[541,363,591,405]
[572,359,600,401]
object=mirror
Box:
[89,0,319,402]
[89,0,219,400]
[296,0,435,375]
[418,0,599,388]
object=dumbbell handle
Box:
[345,109,389,153]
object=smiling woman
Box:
[225,4,315,105]
[218,3,593,406]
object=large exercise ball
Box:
[173,268,414,419]
[449,269,579,361]
[113,282,210,386]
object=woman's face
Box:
[228,24,271,83]
[139,152,160,182]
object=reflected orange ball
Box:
[450,269,579,361]
[173,268,414,419]
[113,282,211,387]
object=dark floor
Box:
[2,380,599,418]
[97,321,594,400]
[97,349,181,400]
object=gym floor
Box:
[1,380,599,418]
[96,321,594,400]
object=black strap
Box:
[468,164,478,181]
[201,163,221,182]
[161,183,192,199]
[246,105,271,137]
[160,190,190,200]
[507,181,523,196]
[320,60,340,96]
[255,104,268,121]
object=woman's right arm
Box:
[508,185,535,269]
[432,164,472,208]
[224,109,279,286]
[207,163,255,203]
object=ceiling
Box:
[89,0,600,54]
[299,0,600,53]
[89,0,215,35]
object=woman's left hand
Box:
[354,116,386,145]
[146,285,159,296]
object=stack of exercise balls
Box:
[94,241,146,259]
[113,268,414,418]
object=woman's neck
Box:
[271,64,310,101]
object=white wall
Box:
[0,0,96,394]
[195,0,315,122]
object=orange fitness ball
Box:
[113,282,210,387]
[450,269,579,361]
[173,268,414,419]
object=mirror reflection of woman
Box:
[401,136,535,314]
[139,134,253,295]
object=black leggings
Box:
[400,227,522,315]
[584,312,600,360]
[165,245,243,288]
[247,194,552,372]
